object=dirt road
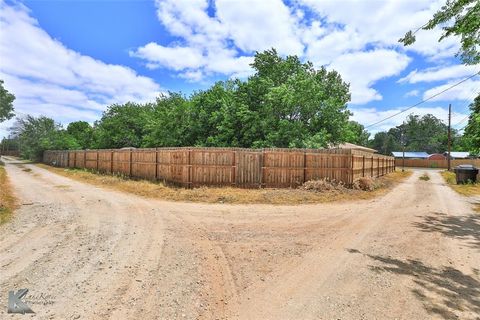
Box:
[1,158,479,320]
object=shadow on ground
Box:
[347,249,480,319]
[413,211,480,249]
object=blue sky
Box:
[0,0,479,139]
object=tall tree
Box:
[369,131,401,155]
[67,121,94,149]
[462,94,480,153]
[369,113,455,155]
[143,93,194,147]
[10,115,78,160]
[93,102,154,149]
[344,121,370,146]
[402,114,450,154]
[0,80,15,122]
[399,0,480,65]
[229,49,351,148]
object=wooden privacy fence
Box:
[0,150,20,157]
[43,147,395,188]
[395,158,480,169]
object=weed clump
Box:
[302,178,346,192]
[419,173,430,181]
[352,177,379,191]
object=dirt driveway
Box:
[1,158,479,320]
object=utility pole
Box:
[401,124,406,172]
[447,103,452,171]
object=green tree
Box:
[399,0,480,65]
[67,121,94,149]
[0,80,15,122]
[0,137,19,152]
[369,131,402,155]
[10,115,79,160]
[220,49,352,148]
[401,114,450,153]
[142,93,194,147]
[93,102,153,148]
[369,113,455,155]
[188,82,236,146]
[461,94,480,153]
[142,49,352,149]
[344,121,370,146]
[40,130,80,152]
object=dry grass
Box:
[0,165,17,224]
[37,164,412,205]
[441,171,480,197]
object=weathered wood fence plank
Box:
[43,147,395,188]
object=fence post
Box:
[362,156,365,177]
[84,150,86,169]
[129,149,133,177]
[187,148,192,188]
[260,149,265,188]
[377,158,380,177]
[370,156,373,178]
[232,150,236,186]
[155,148,158,181]
[110,150,114,173]
[351,154,355,185]
[96,150,99,172]
[303,151,307,184]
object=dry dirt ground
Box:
[0,158,479,320]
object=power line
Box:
[365,71,480,129]
[453,115,469,127]
[452,87,479,127]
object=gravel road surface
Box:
[1,158,479,319]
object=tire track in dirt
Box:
[1,159,479,319]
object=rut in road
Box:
[0,158,479,320]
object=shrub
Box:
[419,173,430,181]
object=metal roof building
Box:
[444,152,471,159]
[334,142,377,153]
[391,151,429,159]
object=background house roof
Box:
[444,152,471,159]
[335,143,377,153]
[391,151,429,158]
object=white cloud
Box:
[329,50,411,104]
[130,43,204,71]
[404,90,420,97]
[0,1,162,138]
[134,0,443,104]
[298,0,457,59]
[215,0,304,56]
[399,65,480,83]
[1,0,473,143]
[423,79,480,102]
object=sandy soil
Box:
[0,158,479,320]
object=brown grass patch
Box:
[441,171,480,197]
[37,164,412,205]
[0,166,17,224]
